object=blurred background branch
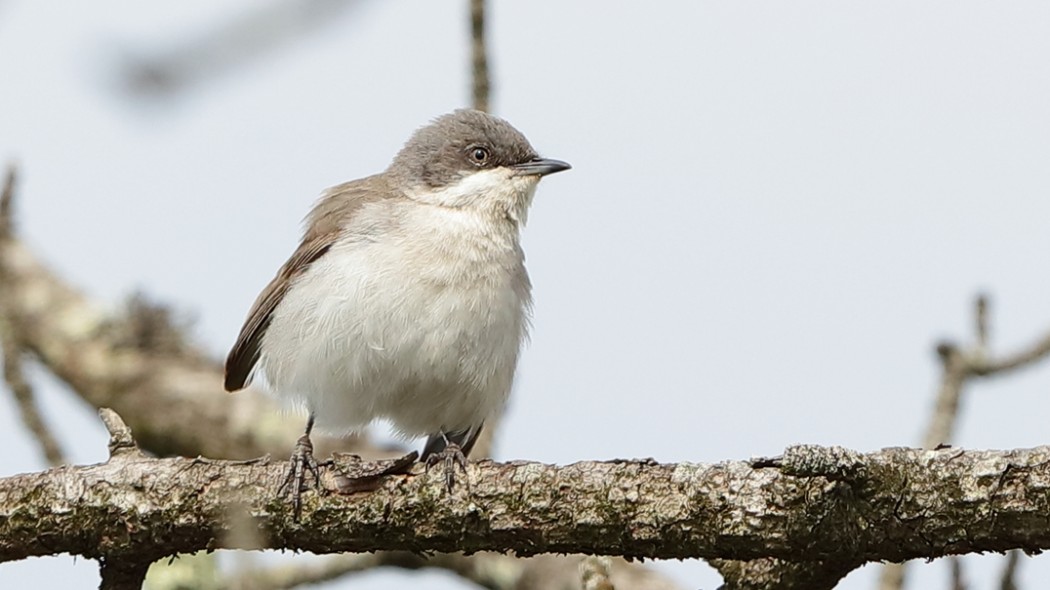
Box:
[471,0,490,113]
[0,165,67,467]
[119,0,363,99]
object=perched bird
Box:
[224,109,570,509]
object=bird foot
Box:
[277,432,321,519]
[424,442,470,491]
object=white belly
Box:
[256,210,530,437]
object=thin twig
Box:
[924,342,968,450]
[0,164,15,229]
[949,556,966,590]
[999,550,1020,590]
[975,293,989,352]
[0,165,66,467]
[470,0,490,112]
[1,323,67,466]
[971,332,1050,376]
[119,0,361,98]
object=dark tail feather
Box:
[421,423,484,460]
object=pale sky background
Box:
[3,2,1050,589]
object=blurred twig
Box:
[0,164,15,223]
[119,0,362,99]
[949,557,966,590]
[470,0,490,112]
[0,165,66,467]
[999,550,1020,590]
[0,322,66,467]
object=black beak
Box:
[512,157,572,177]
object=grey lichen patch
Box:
[669,461,706,486]
[780,445,866,481]
[957,455,1011,502]
[509,461,549,485]
[513,466,560,514]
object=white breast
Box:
[257,201,531,437]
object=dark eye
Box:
[469,147,490,165]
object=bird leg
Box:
[278,413,321,519]
[424,436,470,491]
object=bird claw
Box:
[277,433,321,519]
[424,442,469,491]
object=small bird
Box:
[224,109,570,509]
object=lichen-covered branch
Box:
[4,419,1050,569]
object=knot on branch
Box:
[935,340,959,362]
[780,445,866,481]
[99,408,141,458]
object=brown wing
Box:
[223,233,336,391]
[223,174,392,392]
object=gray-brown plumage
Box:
[224,176,389,392]
[223,109,570,511]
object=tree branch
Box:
[4,415,1050,568]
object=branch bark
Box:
[4,417,1050,569]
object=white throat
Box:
[406,168,540,225]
